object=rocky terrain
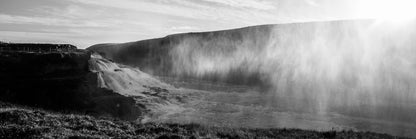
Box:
[0,42,177,121]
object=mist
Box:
[168,20,416,122]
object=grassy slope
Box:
[0,102,410,139]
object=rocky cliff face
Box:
[0,43,172,121]
[0,50,92,109]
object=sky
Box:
[0,0,412,48]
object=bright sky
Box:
[0,0,415,48]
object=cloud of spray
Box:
[168,20,416,120]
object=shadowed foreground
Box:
[0,102,409,139]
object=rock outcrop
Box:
[0,43,172,121]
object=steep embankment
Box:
[0,43,174,121]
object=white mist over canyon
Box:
[169,20,416,114]
[88,19,416,137]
